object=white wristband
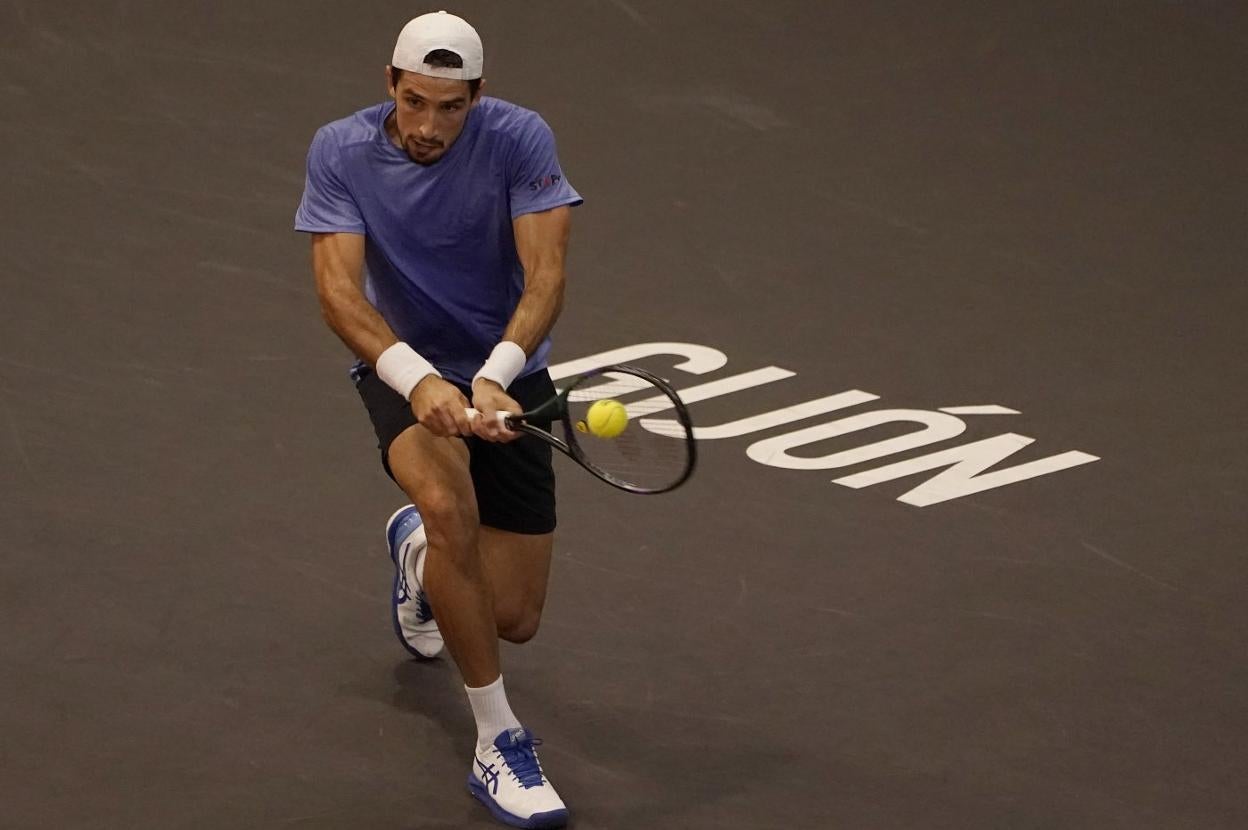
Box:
[376,342,440,400]
[473,341,527,390]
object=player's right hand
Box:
[409,376,474,437]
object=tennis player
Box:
[294,11,581,828]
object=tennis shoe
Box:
[468,728,568,829]
[385,504,442,659]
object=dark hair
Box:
[390,49,481,98]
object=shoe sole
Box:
[467,775,569,829]
[385,506,441,660]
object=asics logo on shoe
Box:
[476,759,500,795]
[395,542,412,603]
[414,593,433,623]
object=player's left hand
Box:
[470,379,523,443]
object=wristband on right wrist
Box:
[375,342,440,400]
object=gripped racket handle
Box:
[463,408,516,428]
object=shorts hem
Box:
[479,517,557,535]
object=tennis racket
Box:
[466,364,696,494]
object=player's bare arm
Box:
[471,205,572,442]
[503,204,573,353]
[311,232,393,361]
[312,232,472,437]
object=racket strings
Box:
[565,373,656,403]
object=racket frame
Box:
[506,364,697,494]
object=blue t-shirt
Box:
[294,97,583,385]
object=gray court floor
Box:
[2,1,1246,828]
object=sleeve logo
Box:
[528,173,562,192]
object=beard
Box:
[405,136,446,165]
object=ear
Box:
[472,77,487,106]
[385,64,398,98]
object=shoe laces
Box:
[498,729,545,789]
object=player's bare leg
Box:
[388,424,499,686]
[386,424,566,827]
[480,527,553,644]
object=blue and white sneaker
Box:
[385,504,443,659]
[468,728,568,829]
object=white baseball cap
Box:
[392,11,483,80]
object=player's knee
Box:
[498,604,543,644]
[418,489,476,542]
[499,616,540,644]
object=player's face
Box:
[386,69,481,165]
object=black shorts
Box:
[352,363,557,535]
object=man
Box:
[294,11,581,828]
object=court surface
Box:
[2,2,1246,828]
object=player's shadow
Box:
[387,657,477,744]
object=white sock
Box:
[465,674,522,750]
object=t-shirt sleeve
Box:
[507,114,584,219]
[294,127,367,234]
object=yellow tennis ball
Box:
[586,399,628,439]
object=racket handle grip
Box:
[464,408,511,426]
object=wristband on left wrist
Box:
[473,341,526,390]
